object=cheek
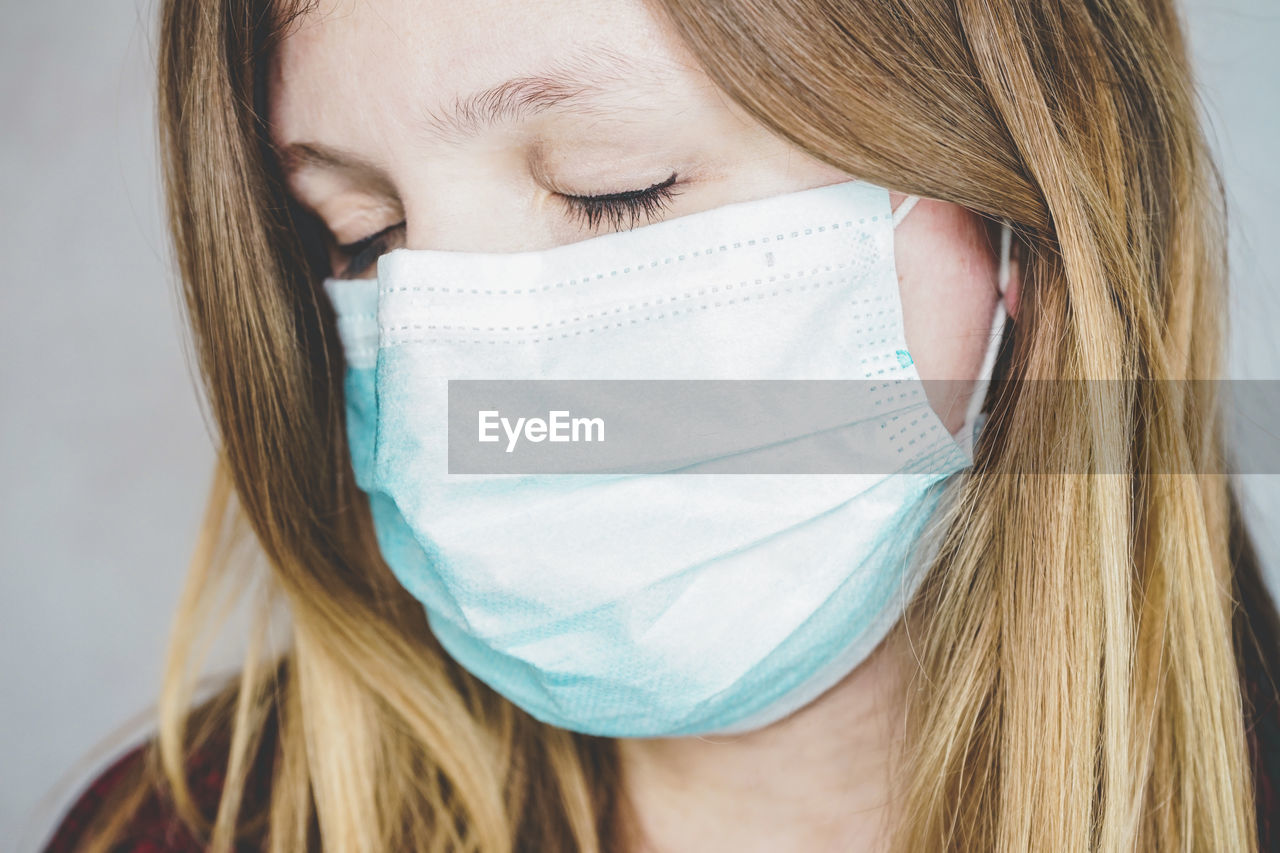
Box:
[892,200,1001,433]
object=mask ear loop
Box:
[957,220,1013,458]
[892,195,921,227]
[997,220,1012,299]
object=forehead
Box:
[266,0,696,157]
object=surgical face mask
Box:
[322,179,1009,737]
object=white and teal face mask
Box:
[322,179,1008,737]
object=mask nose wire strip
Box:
[891,195,921,228]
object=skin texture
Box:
[268,0,1020,849]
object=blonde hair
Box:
[73,0,1277,850]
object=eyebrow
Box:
[277,47,654,174]
[419,59,632,144]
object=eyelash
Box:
[557,172,682,233]
[334,172,682,278]
[336,221,405,279]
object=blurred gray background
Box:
[1,0,1277,848]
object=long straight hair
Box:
[75,0,1278,850]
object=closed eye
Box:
[557,172,682,232]
[331,172,683,278]
[335,220,406,278]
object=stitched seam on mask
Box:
[379,261,891,337]
[385,293,896,336]
[381,268,892,341]
[380,275,902,349]
[378,218,884,297]
[335,313,379,360]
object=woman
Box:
[43,0,1280,850]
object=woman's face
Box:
[268,0,1007,431]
